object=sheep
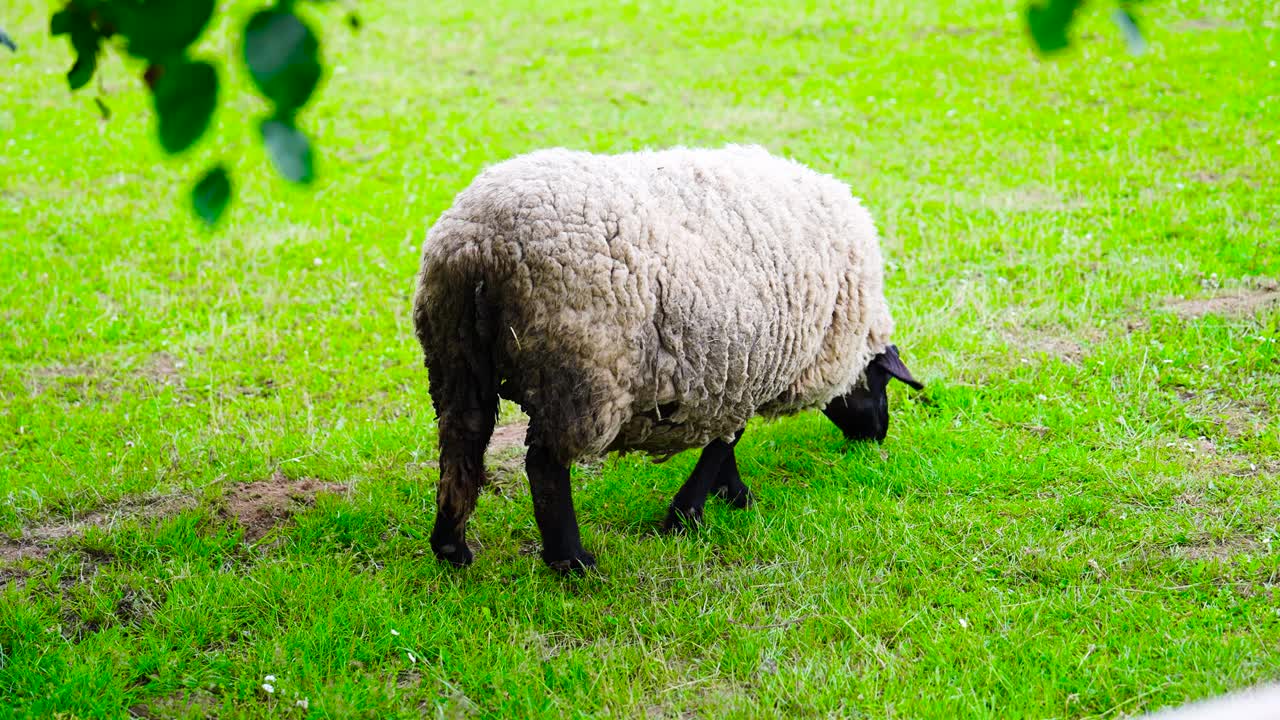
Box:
[413,145,922,573]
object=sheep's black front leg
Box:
[663,429,747,533]
[526,444,596,574]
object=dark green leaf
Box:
[116,0,215,62]
[152,60,218,154]
[1027,0,1082,54]
[50,9,73,36]
[193,166,232,225]
[260,119,315,184]
[243,10,322,113]
[0,28,14,52]
[93,96,111,120]
[62,9,100,90]
[68,52,96,90]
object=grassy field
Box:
[2,0,1278,717]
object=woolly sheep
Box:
[413,145,922,573]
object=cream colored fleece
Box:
[414,145,896,463]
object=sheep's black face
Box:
[822,345,923,443]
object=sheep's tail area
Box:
[413,251,500,556]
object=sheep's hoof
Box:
[661,506,703,534]
[432,541,474,568]
[712,484,755,509]
[544,550,596,575]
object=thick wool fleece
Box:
[414,145,896,463]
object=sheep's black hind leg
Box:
[430,422,489,567]
[710,432,754,509]
[663,429,746,533]
[527,444,596,574]
[428,387,496,568]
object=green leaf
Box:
[116,0,215,62]
[67,52,96,90]
[243,10,322,113]
[152,60,218,154]
[1027,0,1082,54]
[61,9,100,90]
[193,166,232,226]
[0,28,14,53]
[50,9,73,36]
[260,118,315,184]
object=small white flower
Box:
[958,618,969,628]
[262,683,275,694]
[313,257,324,266]
[264,675,276,683]
[296,699,310,709]
[407,652,417,664]
[390,629,400,636]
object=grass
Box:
[1,0,1278,716]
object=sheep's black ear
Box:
[874,345,923,390]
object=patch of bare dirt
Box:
[222,472,349,543]
[1026,335,1088,363]
[485,421,530,492]
[0,564,30,585]
[1001,325,1097,366]
[701,106,814,136]
[396,669,423,689]
[929,25,981,37]
[0,493,197,564]
[0,474,349,568]
[488,422,527,452]
[1166,494,1270,564]
[1176,390,1273,442]
[24,361,102,396]
[912,23,1008,41]
[1165,281,1280,319]
[983,186,1089,213]
[1168,428,1279,482]
[139,351,186,391]
[1174,17,1245,32]
[23,351,190,399]
[26,352,189,398]
[1190,167,1261,189]
[1207,454,1280,481]
[1171,538,1262,562]
[128,690,219,719]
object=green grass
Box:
[2,0,1279,716]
